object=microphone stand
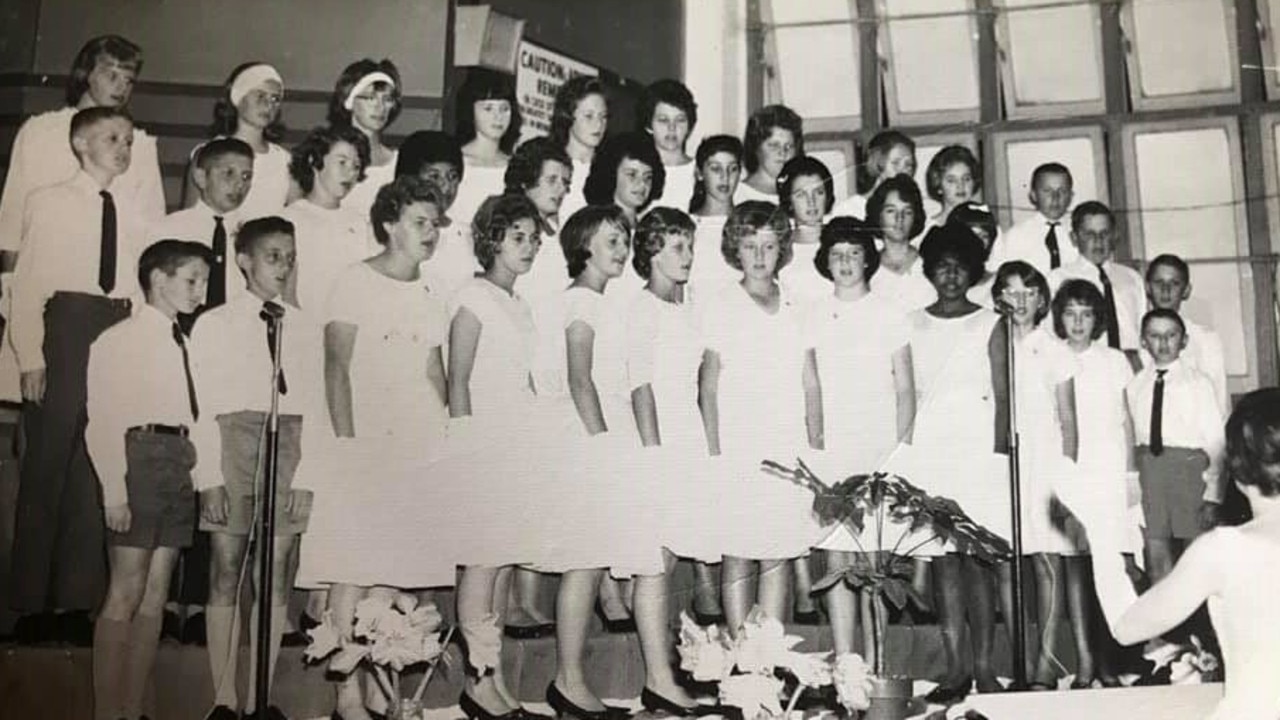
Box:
[1003,312,1029,691]
[254,310,284,712]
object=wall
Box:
[0,0,39,75]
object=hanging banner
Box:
[515,40,599,143]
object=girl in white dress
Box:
[448,194,546,720]
[831,129,916,218]
[506,138,574,306]
[777,155,835,306]
[923,145,981,232]
[639,80,698,210]
[698,201,818,636]
[282,126,371,314]
[866,176,934,312]
[688,135,744,305]
[551,77,609,221]
[394,132,476,305]
[803,218,916,658]
[583,133,666,300]
[735,105,803,203]
[1063,387,1280,720]
[993,260,1083,689]
[452,69,522,228]
[887,225,1010,701]
[329,60,402,222]
[308,176,451,720]
[1051,279,1134,687]
[186,62,293,219]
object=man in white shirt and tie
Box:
[989,162,1078,276]
[1143,253,1229,416]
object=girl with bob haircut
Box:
[865,174,933,310]
[583,132,666,225]
[802,216,916,660]
[737,104,804,203]
[687,135,745,304]
[551,76,609,218]
[505,137,575,303]
[1049,278,1132,688]
[924,144,981,229]
[639,79,699,210]
[776,155,835,304]
[992,261,1086,689]
[328,58,404,219]
[452,69,523,226]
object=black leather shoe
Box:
[691,610,724,627]
[546,682,630,720]
[182,612,207,646]
[299,612,322,632]
[791,608,821,625]
[56,611,94,647]
[505,622,555,640]
[13,613,57,645]
[459,692,520,720]
[243,706,289,720]
[594,604,636,634]
[640,688,720,717]
[162,610,183,642]
[203,705,240,720]
[924,676,973,705]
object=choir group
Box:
[4,33,1280,720]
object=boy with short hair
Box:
[1144,253,1229,415]
[9,105,147,643]
[190,216,323,720]
[990,162,1078,276]
[1048,201,1146,365]
[86,239,212,720]
[1126,308,1225,584]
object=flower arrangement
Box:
[762,461,1012,679]
[677,608,872,718]
[306,594,453,720]
[1143,634,1220,685]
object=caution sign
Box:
[516,40,598,143]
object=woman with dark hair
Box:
[505,137,575,304]
[584,132,666,226]
[776,155,835,303]
[328,59,403,220]
[551,76,609,219]
[687,135,744,301]
[640,79,699,209]
[865,175,934,311]
[452,69,523,226]
[736,104,803,203]
[394,130,480,304]
[923,144,981,231]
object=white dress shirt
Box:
[188,293,326,491]
[1140,317,1229,416]
[85,304,197,507]
[989,213,1079,278]
[0,107,165,253]
[1049,258,1146,351]
[11,171,146,372]
[147,200,244,305]
[282,199,374,314]
[1126,358,1226,503]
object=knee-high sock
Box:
[245,604,288,712]
[93,617,130,720]
[206,605,240,708]
[122,613,163,716]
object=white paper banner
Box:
[515,40,599,143]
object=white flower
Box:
[328,643,371,675]
[409,603,444,631]
[833,653,872,711]
[304,610,342,662]
[783,651,832,688]
[719,673,784,718]
[460,613,502,674]
[354,595,396,640]
[734,609,803,675]
[394,592,420,614]
[677,612,735,682]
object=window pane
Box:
[766,0,861,121]
[1258,0,1280,100]
[998,0,1104,113]
[882,0,980,121]
[1132,126,1250,375]
[1125,0,1237,106]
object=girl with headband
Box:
[329,59,403,223]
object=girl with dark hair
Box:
[452,69,523,227]
[506,137,575,304]
[551,76,609,220]
[328,59,403,221]
[736,104,803,203]
[687,135,744,301]
[865,175,933,311]
[776,155,835,304]
[583,133,666,227]
[396,131,480,304]
[640,79,699,209]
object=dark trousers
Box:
[11,292,130,612]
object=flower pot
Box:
[389,697,426,720]
[862,676,912,720]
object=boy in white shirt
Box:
[1126,308,1225,584]
[1143,253,1229,416]
[989,162,1077,276]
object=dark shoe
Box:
[182,612,207,646]
[640,687,720,717]
[366,710,388,720]
[204,706,240,720]
[56,611,94,647]
[162,610,183,642]
[514,710,554,720]
[923,677,973,705]
[281,628,310,647]
[791,608,821,625]
[691,610,724,627]
[243,706,289,720]
[300,612,322,632]
[504,622,555,640]
[460,691,520,720]
[546,682,630,720]
[13,613,57,645]
[594,604,635,634]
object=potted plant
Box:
[762,461,1012,719]
[306,594,454,720]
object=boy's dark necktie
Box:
[260,301,288,395]
[1098,263,1121,348]
[98,190,117,294]
[1150,368,1167,455]
[1044,221,1061,270]
[172,322,199,421]
[208,216,227,309]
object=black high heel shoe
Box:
[923,676,973,705]
[594,603,636,634]
[640,688,720,717]
[546,682,631,720]
[691,609,724,627]
[460,691,521,720]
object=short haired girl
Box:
[865,175,934,311]
[328,59,403,220]
[551,76,609,220]
[736,104,803,203]
[452,69,523,226]
[687,135,744,300]
[776,155,835,303]
[640,79,698,209]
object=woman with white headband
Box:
[329,59,403,224]
[187,62,292,221]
